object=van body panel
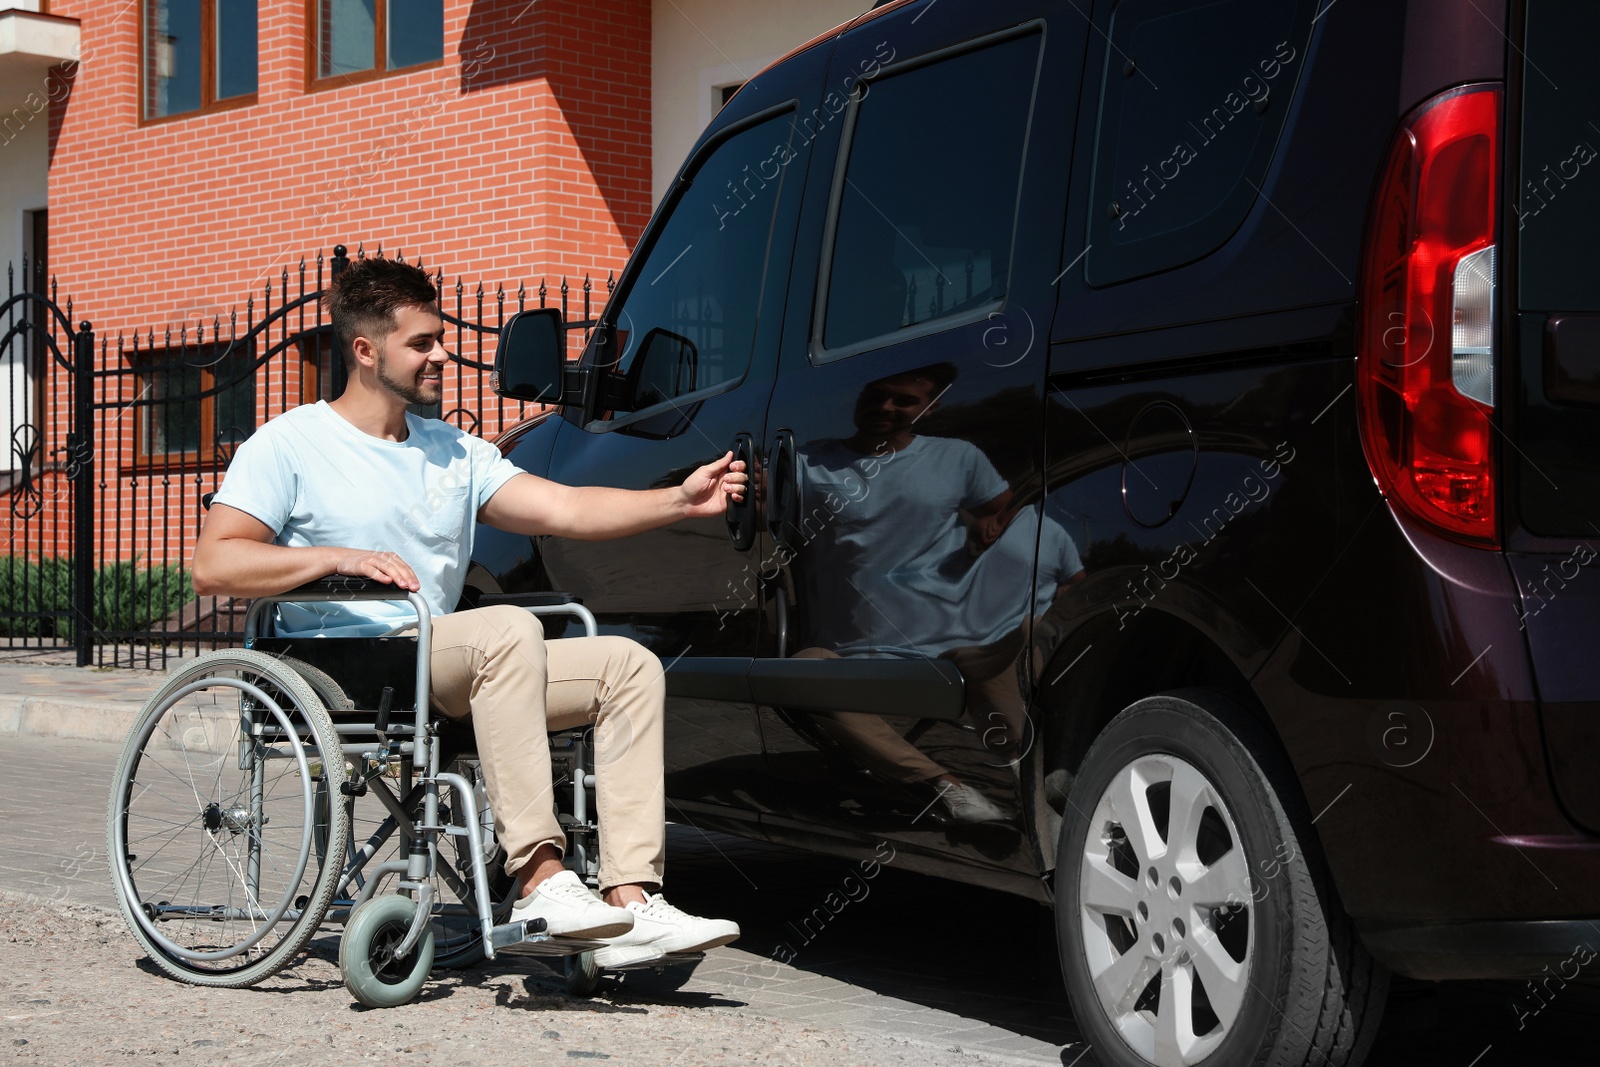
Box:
[745,1,1076,876]
[1505,0,1600,841]
[1512,556,1600,833]
[1050,0,1405,347]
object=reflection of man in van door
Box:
[787,362,1080,823]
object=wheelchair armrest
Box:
[475,592,583,608]
[286,575,397,597]
[471,591,596,639]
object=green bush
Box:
[0,556,194,639]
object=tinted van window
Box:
[589,111,800,419]
[1086,0,1311,286]
[1517,0,1600,313]
[817,32,1041,359]
[1516,0,1600,536]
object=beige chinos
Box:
[420,605,666,893]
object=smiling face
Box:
[371,303,448,406]
[853,373,941,437]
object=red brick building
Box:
[49,0,653,328]
[0,0,862,648]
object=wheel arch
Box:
[1027,607,1297,879]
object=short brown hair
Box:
[876,361,958,395]
[324,257,438,360]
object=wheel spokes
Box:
[1185,843,1250,909]
[1082,852,1140,917]
[1107,762,1167,866]
[1092,931,1158,1014]
[1154,965,1192,1067]
[1189,926,1248,1027]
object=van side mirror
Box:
[624,328,699,410]
[494,308,585,405]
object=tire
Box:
[341,894,435,1008]
[566,951,600,996]
[107,649,350,988]
[1055,692,1387,1067]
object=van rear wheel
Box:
[1055,692,1387,1067]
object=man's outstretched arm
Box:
[192,503,421,598]
[479,451,747,540]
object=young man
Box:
[192,256,746,969]
[790,364,1017,823]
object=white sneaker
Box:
[591,893,740,969]
[940,781,1008,824]
[509,870,634,939]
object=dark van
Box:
[478,1,1600,1064]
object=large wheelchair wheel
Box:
[107,649,350,987]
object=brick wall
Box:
[23,0,652,566]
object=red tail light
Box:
[1357,84,1501,547]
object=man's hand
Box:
[679,451,748,518]
[335,549,420,591]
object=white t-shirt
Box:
[797,435,1009,653]
[952,508,1085,648]
[211,401,523,637]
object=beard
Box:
[376,350,443,406]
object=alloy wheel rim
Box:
[1078,753,1255,1066]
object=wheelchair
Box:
[105,577,662,1006]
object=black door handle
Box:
[726,433,757,551]
[766,429,799,548]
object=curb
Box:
[0,693,142,743]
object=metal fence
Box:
[1,243,611,668]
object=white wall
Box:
[0,65,52,474]
[652,0,867,205]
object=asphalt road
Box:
[2,734,1597,1066]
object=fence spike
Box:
[538,278,547,307]
[608,270,616,294]
[356,242,366,259]
[475,280,484,298]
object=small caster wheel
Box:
[340,895,434,1008]
[565,951,600,996]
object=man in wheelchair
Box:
[190,256,745,971]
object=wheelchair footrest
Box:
[607,951,705,973]
[491,919,605,957]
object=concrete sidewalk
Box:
[0,648,171,742]
[0,652,1082,1065]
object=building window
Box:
[313,0,444,84]
[136,345,257,466]
[143,0,259,121]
